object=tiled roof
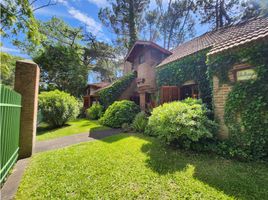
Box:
[125,40,172,62]
[157,17,268,67]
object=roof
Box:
[86,82,110,90]
[158,17,268,67]
[125,40,172,62]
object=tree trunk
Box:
[128,0,137,49]
[216,0,219,29]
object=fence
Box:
[0,84,21,184]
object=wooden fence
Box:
[0,84,21,184]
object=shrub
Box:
[122,123,132,133]
[100,100,140,128]
[86,103,103,120]
[39,90,80,127]
[147,99,216,148]
[132,112,148,133]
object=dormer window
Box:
[139,55,145,64]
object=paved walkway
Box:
[1,128,122,200]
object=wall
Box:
[118,78,138,100]
[212,73,233,139]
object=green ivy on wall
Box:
[207,41,268,160]
[98,73,135,108]
[156,49,212,107]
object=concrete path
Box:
[1,128,122,200]
[1,158,29,200]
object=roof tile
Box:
[157,17,268,67]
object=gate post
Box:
[14,60,40,159]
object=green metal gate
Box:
[0,84,21,184]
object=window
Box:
[139,55,145,64]
[180,84,199,99]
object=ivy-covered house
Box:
[84,17,268,141]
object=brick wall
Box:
[213,75,232,138]
[14,60,40,158]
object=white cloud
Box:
[68,7,102,35]
[56,0,104,37]
[87,0,107,8]
[1,47,20,53]
[34,7,71,18]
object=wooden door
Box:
[160,86,180,104]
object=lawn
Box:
[37,118,108,141]
[17,134,268,199]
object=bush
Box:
[132,112,148,133]
[100,100,140,128]
[86,103,103,120]
[122,123,132,133]
[39,90,80,127]
[147,99,217,148]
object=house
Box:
[83,82,110,109]
[84,17,268,137]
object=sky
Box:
[1,0,210,59]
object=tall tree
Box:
[0,52,22,87]
[0,0,56,44]
[16,17,83,56]
[34,45,88,97]
[241,0,268,20]
[144,10,160,42]
[197,0,240,29]
[83,33,121,82]
[144,0,196,49]
[98,0,150,49]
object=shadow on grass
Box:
[36,124,71,136]
[139,135,268,200]
[89,128,123,140]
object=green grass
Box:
[17,134,268,199]
[37,118,108,141]
[16,134,268,200]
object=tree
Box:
[241,0,268,20]
[98,0,150,49]
[83,33,121,82]
[144,0,196,49]
[34,45,88,97]
[0,52,22,87]
[197,0,240,29]
[197,0,267,30]
[163,0,196,49]
[0,0,56,44]
[16,17,83,56]
[144,10,160,42]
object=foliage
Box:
[156,49,212,107]
[98,73,136,108]
[100,100,140,128]
[132,112,148,133]
[83,38,121,82]
[207,42,268,160]
[34,45,88,97]
[86,103,104,120]
[0,52,21,87]
[36,118,107,141]
[197,0,266,30]
[98,0,149,49]
[38,90,80,128]
[16,134,268,199]
[0,0,55,44]
[16,17,84,56]
[121,123,132,133]
[147,100,216,148]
